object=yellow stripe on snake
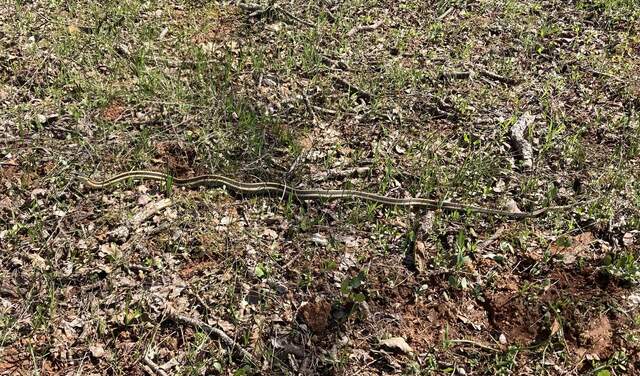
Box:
[80,170,583,219]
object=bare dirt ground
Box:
[1,0,639,374]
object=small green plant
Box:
[448,230,475,290]
[340,270,367,304]
[492,346,520,374]
[602,252,640,284]
[164,173,174,195]
[254,262,270,279]
[591,350,630,375]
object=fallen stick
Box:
[439,69,518,85]
[346,20,384,37]
[166,309,258,365]
[301,91,318,123]
[238,2,313,27]
[332,76,372,101]
[131,198,173,226]
[320,54,350,71]
[510,112,535,169]
[476,224,508,253]
[276,5,313,27]
[437,7,454,20]
[479,69,518,85]
[440,70,472,80]
[143,356,169,376]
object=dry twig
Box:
[143,356,169,376]
[478,69,519,85]
[440,69,518,85]
[166,309,258,365]
[510,112,535,169]
[476,225,508,253]
[238,2,313,27]
[440,70,472,80]
[301,91,317,123]
[320,54,350,70]
[437,7,455,20]
[332,76,372,101]
[131,198,173,226]
[346,20,384,37]
[276,5,313,26]
[312,105,337,115]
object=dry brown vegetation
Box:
[1,0,640,374]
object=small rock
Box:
[116,43,130,56]
[623,232,635,247]
[35,114,47,124]
[310,233,328,246]
[266,22,284,32]
[262,228,278,239]
[628,294,640,307]
[504,198,522,213]
[159,27,168,39]
[10,257,23,267]
[89,344,105,358]
[379,337,413,353]
[30,188,47,198]
[268,279,288,294]
[108,226,130,242]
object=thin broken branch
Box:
[301,91,318,123]
[439,69,518,85]
[478,69,519,85]
[131,198,173,226]
[440,70,472,80]
[275,5,313,27]
[311,105,337,115]
[166,309,258,365]
[346,20,384,37]
[143,356,169,376]
[510,112,535,169]
[320,54,350,71]
[332,76,372,101]
[476,225,508,253]
[437,7,455,20]
[238,2,313,27]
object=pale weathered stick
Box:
[142,355,169,376]
[346,20,384,37]
[166,309,258,365]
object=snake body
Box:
[80,170,579,219]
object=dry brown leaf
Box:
[550,232,595,264]
[299,298,331,334]
[550,318,561,336]
[28,253,49,271]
